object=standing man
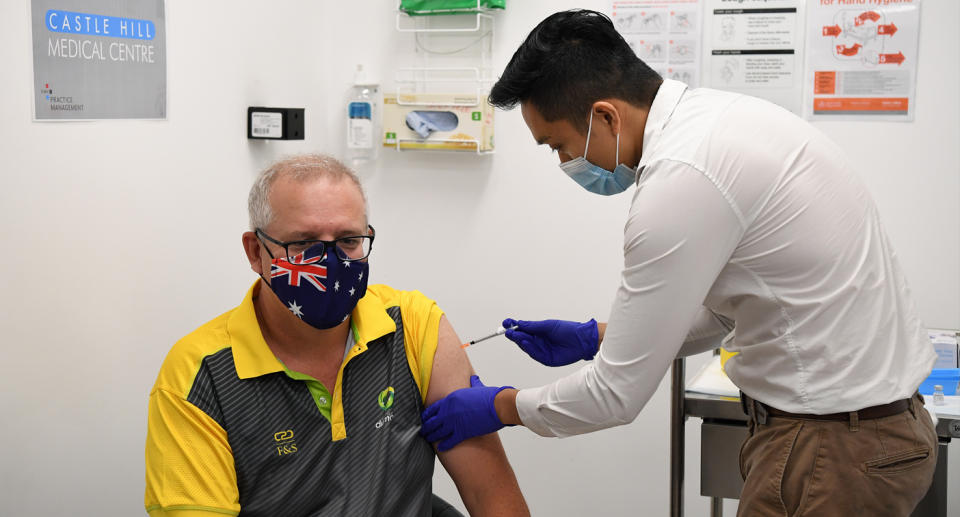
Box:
[145,154,528,516]
[421,10,937,516]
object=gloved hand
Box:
[502,317,599,367]
[420,375,513,452]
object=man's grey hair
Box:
[248,154,367,230]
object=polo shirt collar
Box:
[228,281,282,379]
[637,78,688,172]
[350,290,397,348]
[227,280,397,380]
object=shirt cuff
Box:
[516,386,559,438]
[147,506,239,517]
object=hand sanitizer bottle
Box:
[345,64,380,167]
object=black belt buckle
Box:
[739,391,768,424]
[754,401,768,424]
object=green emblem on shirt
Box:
[378,386,395,410]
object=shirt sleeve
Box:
[145,387,240,516]
[678,307,734,357]
[516,161,744,437]
[399,290,445,403]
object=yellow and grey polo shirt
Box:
[145,281,443,517]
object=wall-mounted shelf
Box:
[396,10,493,33]
[387,1,498,154]
[395,68,484,106]
[393,136,483,153]
[397,0,498,20]
[395,3,494,84]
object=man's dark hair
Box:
[489,9,662,133]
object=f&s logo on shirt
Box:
[273,429,298,456]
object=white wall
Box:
[0,1,956,516]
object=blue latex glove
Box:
[405,111,441,139]
[502,318,599,367]
[420,375,513,452]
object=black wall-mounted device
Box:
[247,107,304,140]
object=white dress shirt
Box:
[516,79,935,437]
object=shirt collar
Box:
[228,280,397,379]
[637,79,688,171]
[228,281,282,379]
[350,288,398,349]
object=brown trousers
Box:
[737,393,937,517]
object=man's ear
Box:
[242,231,264,275]
[592,100,622,135]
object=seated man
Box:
[145,154,528,517]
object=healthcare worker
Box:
[421,10,938,516]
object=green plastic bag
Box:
[400,0,505,15]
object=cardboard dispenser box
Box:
[383,93,494,152]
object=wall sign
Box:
[702,0,804,115]
[805,0,920,121]
[31,0,167,120]
[612,0,703,87]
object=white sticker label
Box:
[347,119,373,149]
[251,112,283,138]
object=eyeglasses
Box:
[256,226,375,264]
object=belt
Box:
[740,391,916,425]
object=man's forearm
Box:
[463,483,530,517]
[597,321,607,346]
[440,433,530,517]
[458,452,531,517]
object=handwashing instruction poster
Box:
[805,0,920,121]
[702,0,803,114]
[611,0,703,87]
[31,0,167,120]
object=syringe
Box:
[461,325,518,349]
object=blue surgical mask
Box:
[558,111,637,195]
[264,242,369,330]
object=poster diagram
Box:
[806,1,920,121]
[702,0,803,114]
[612,0,702,87]
[823,10,903,66]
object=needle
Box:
[461,325,517,349]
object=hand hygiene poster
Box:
[702,0,803,115]
[31,0,167,120]
[805,0,920,121]
[611,0,703,87]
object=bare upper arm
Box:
[424,315,474,406]
[426,315,529,516]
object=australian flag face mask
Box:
[264,242,369,330]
